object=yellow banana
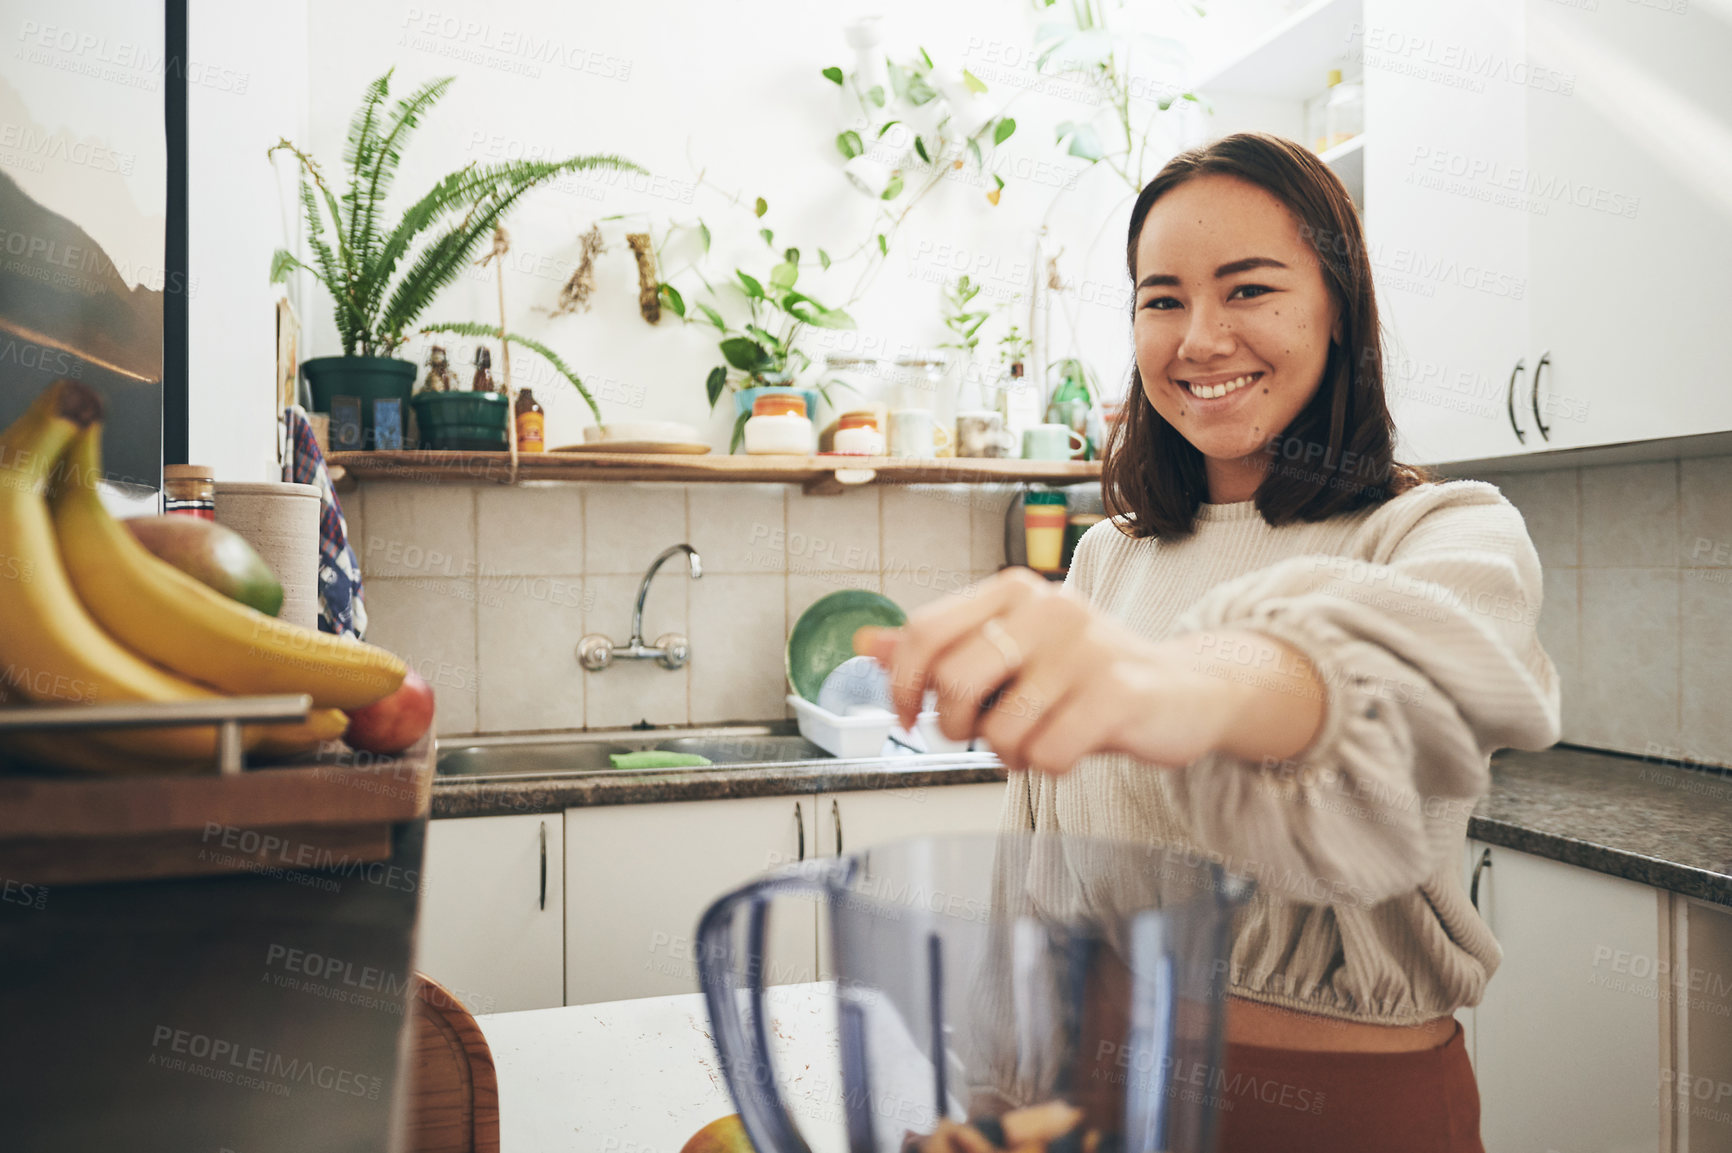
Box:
[252,707,349,760]
[0,381,237,761]
[52,424,406,710]
[0,680,212,774]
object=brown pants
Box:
[1214,1022,1484,1153]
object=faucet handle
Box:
[653,633,690,671]
[577,634,614,671]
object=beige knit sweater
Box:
[997,480,1561,1026]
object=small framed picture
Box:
[372,398,405,451]
[330,396,363,451]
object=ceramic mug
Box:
[1022,423,1087,461]
[956,410,1017,458]
[887,409,953,459]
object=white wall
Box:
[188,0,308,480]
[295,0,1252,450]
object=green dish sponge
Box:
[608,750,714,770]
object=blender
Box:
[697,833,1252,1152]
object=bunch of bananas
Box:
[0,380,407,773]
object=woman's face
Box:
[1132,173,1339,468]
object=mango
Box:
[679,1114,756,1153]
[123,515,285,617]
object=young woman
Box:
[857,132,1559,1151]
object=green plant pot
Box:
[411,391,510,450]
[301,356,417,449]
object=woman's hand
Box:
[852,564,1323,772]
[853,568,1326,775]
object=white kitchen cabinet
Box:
[815,781,1009,978]
[1471,841,1662,1153]
[418,814,565,1014]
[1362,0,1534,465]
[1521,0,1732,452]
[564,795,819,1005]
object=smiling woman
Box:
[858,131,1561,1153]
[1105,132,1426,537]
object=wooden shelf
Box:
[328,451,1101,495]
[1191,0,1362,100]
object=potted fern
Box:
[270,70,639,445]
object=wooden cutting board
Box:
[0,734,433,886]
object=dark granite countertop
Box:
[431,743,1732,906]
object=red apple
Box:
[344,669,435,754]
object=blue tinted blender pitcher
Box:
[696,833,1253,1153]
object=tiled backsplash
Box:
[1466,455,1732,769]
[350,483,1017,736]
[352,455,1731,770]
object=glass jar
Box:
[162,464,216,520]
[744,393,815,455]
[833,410,884,455]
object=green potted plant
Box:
[269,70,638,445]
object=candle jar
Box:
[744,393,815,454]
[832,410,884,455]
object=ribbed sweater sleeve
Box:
[1164,482,1561,905]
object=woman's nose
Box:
[1177,300,1236,362]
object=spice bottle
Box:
[515,388,546,452]
[472,347,495,393]
[162,464,217,520]
[423,345,457,392]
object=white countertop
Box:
[477,984,854,1153]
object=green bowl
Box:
[786,589,906,703]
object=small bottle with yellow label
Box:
[514,388,545,452]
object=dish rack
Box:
[786,694,977,759]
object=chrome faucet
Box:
[577,543,703,671]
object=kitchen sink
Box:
[434,721,990,779]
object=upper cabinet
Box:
[1204,0,1732,465]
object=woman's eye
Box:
[1230,284,1275,300]
[1140,296,1180,311]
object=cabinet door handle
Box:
[795,802,805,862]
[1530,350,1552,442]
[1505,359,1528,444]
[538,820,548,912]
[832,798,844,857]
[1470,847,1492,911]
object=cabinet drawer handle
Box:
[832,798,843,857]
[795,802,805,862]
[538,820,548,912]
[1530,351,1552,442]
[1470,847,1492,911]
[1505,360,1528,444]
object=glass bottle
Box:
[471,347,495,393]
[514,388,545,452]
[422,345,456,392]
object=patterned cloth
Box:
[283,406,368,638]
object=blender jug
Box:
[697,833,1253,1153]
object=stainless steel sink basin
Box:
[434,721,990,779]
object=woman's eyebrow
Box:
[1136,256,1289,290]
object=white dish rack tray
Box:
[786,694,977,759]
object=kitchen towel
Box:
[283,405,368,638]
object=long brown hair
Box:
[1100,132,1425,538]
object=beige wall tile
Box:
[689,573,788,723]
[882,486,971,590]
[1680,456,1732,569]
[583,485,688,575]
[688,484,785,574]
[1492,468,1580,571]
[362,576,479,736]
[338,487,364,561]
[785,487,879,574]
[360,482,477,579]
[1576,568,1679,755]
[1580,461,1678,568]
[477,484,584,575]
[969,486,1017,572]
[1681,571,1732,765]
[582,572,688,728]
[476,575,587,732]
[1539,567,1583,742]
